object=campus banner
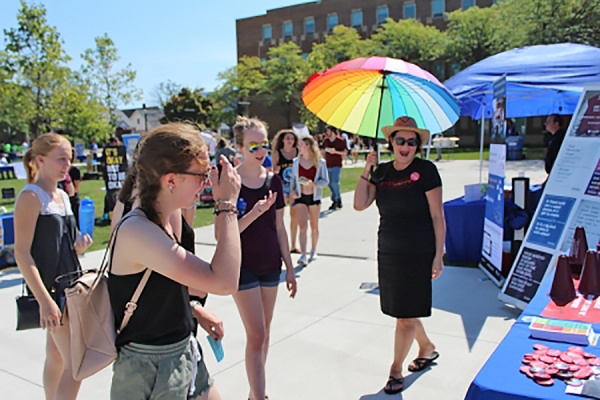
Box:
[500,84,600,310]
[491,76,507,144]
[479,144,506,286]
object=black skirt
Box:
[377,252,435,319]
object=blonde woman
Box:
[290,136,329,266]
[14,133,93,400]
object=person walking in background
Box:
[271,129,300,254]
[353,117,445,395]
[214,137,236,165]
[544,114,566,176]
[290,136,328,266]
[14,133,93,400]
[108,123,241,400]
[322,126,346,210]
[227,117,296,400]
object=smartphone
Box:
[206,335,224,362]
[216,162,223,178]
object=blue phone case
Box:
[206,335,224,362]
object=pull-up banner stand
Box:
[500,84,600,309]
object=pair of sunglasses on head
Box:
[393,137,418,147]
[247,141,270,153]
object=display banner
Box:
[102,145,128,191]
[500,84,600,309]
[479,144,506,286]
[491,75,507,144]
[122,133,141,167]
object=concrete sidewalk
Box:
[0,159,540,399]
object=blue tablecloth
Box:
[2,213,14,245]
[444,197,486,264]
[465,273,600,400]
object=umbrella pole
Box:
[374,75,387,165]
[479,107,485,185]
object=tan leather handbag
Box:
[64,215,151,381]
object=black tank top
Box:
[108,214,194,347]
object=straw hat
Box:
[381,117,430,145]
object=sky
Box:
[0,0,303,108]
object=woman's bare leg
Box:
[308,204,320,253]
[294,204,309,257]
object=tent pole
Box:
[479,105,485,185]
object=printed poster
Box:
[491,76,507,144]
[479,144,506,286]
[102,145,128,191]
[500,85,600,310]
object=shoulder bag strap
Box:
[117,268,152,334]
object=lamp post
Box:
[143,103,148,133]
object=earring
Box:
[168,186,174,193]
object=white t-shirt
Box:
[200,132,217,156]
[341,133,351,150]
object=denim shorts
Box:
[238,268,281,291]
[111,335,213,400]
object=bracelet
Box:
[360,175,370,182]
[214,207,238,215]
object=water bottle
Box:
[79,197,95,239]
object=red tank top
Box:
[299,164,317,180]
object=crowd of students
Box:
[14,115,446,399]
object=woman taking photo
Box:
[289,136,329,266]
[227,117,296,400]
[107,123,241,400]
[353,117,445,395]
[271,129,299,253]
[14,133,93,400]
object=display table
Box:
[0,165,15,180]
[464,273,600,400]
[1,213,14,245]
[444,197,486,264]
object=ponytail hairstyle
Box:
[23,133,70,183]
[300,136,321,168]
[232,116,269,148]
[272,129,298,153]
[135,123,208,229]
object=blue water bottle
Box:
[236,198,247,219]
[79,197,95,239]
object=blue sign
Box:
[494,76,506,99]
[527,195,576,249]
[485,173,505,228]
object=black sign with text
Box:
[102,145,128,191]
[503,247,553,303]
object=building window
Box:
[377,6,389,25]
[260,57,266,62]
[305,17,315,35]
[432,0,445,18]
[404,2,416,19]
[462,0,476,9]
[351,9,363,28]
[327,14,338,33]
[137,118,140,124]
[283,21,293,39]
[263,25,272,41]
[302,53,309,59]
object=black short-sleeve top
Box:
[370,158,442,255]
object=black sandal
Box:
[383,376,404,395]
[408,351,440,372]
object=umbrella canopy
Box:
[303,57,460,139]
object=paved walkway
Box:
[0,160,546,399]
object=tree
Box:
[370,19,448,67]
[153,80,182,108]
[56,76,111,142]
[446,7,499,69]
[262,42,312,127]
[3,1,70,139]
[161,87,212,127]
[80,33,142,127]
[309,25,374,71]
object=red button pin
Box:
[534,344,549,351]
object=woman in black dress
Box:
[353,117,446,395]
[14,133,93,400]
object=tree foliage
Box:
[80,33,142,126]
[446,7,498,69]
[161,88,212,128]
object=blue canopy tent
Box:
[443,43,600,181]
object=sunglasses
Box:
[393,137,418,147]
[247,141,270,153]
[180,172,211,185]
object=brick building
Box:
[234,0,552,148]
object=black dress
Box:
[19,184,80,295]
[370,158,442,319]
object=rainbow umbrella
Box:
[302,57,460,139]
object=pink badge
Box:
[410,172,420,182]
